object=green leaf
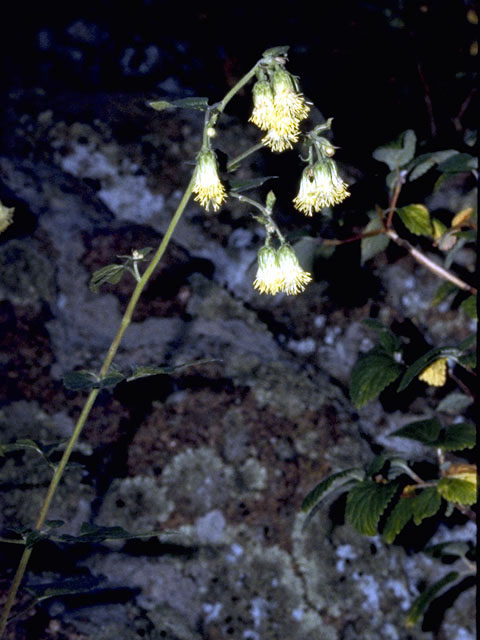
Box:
[0,438,43,457]
[424,541,471,560]
[406,572,459,627]
[430,281,458,307]
[437,153,477,173]
[345,481,399,536]
[372,130,416,171]
[59,522,165,544]
[229,176,278,193]
[397,347,461,392]
[391,418,443,445]
[437,392,473,415]
[149,97,209,112]
[411,487,442,525]
[301,468,364,513]
[45,520,65,529]
[387,457,417,481]
[126,358,219,382]
[349,348,403,408]
[382,497,414,543]
[408,150,459,181]
[99,370,125,389]
[360,215,390,264]
[262,45,290,57]
[89,264,126,294]
[460,295,477,319]
[437,477,477,506]
[397,204,433,236]
[366,455,387,478]
[440,423,476,451]
[25,576,102,601]
[63,370,99,391]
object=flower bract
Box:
[192,150,227,212]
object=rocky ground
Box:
[0,57,476,640]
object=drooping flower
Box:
[418,358,448,387]
[276,244,312,295]
[262,128,299,153]
[253,246,284,294]
[192,149,227,212]
[293,159,350,215]
[271,68,310,123]
[250,80,276,131]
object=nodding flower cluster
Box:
[189,52,350,298]
[253,244,312,296]
[250,68,310,152]
[293,157,350,215]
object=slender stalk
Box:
[215,63,259,113]
[386,228,477,295]
[227,142,264,172]
[0,174,196,637]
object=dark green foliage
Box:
[301,468,364,513]
[349,347,403,408]
[345,480,399,536]
[406,572,460,628]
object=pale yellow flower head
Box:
[276,244,312,295]
[293,159,350,214]
[418,358,448,386]
[250,80,276,131]
[253,246,284,294]
[192,149,227,212]
[262,128,299,153]
[271,68,310,122]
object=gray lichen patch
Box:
[98,475,174,532]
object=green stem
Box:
[0,173,196,638]
[215,63,259,114]
[227,142,264,172]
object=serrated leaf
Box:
[382,497,414,543]
[89,264,126,294]
[406,572,459,627]
[437,153,477,173]
[437,392,473,415]
[424,541,470,560]
[391,418,443,445]
[437,477,476,506]
[361,215,390,264]
[387,457,416,481]
[262,46,290,57]
[440,423,476,451]
[25,576,102,601]
[460,295,477,319]
[411,487,442,525]
[372,130,416,171]
[301,468,364,513]
[229,176,278,193]
[408,150,459,181]
[345,480,399,536]
[149,97,209,112]
[397,347,461,392]
[349,348,403,408]
[63,370,99,391]
[397,204,432,236]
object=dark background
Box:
[2,0,477,160]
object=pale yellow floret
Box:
[271,69,310,122]
[253,246,284,294]
[418,358,448,386]
[192,150,227,212]
[276,244,312,295]
[262,129,298,153]
[249,80,276,131]
[293,160,350,214]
